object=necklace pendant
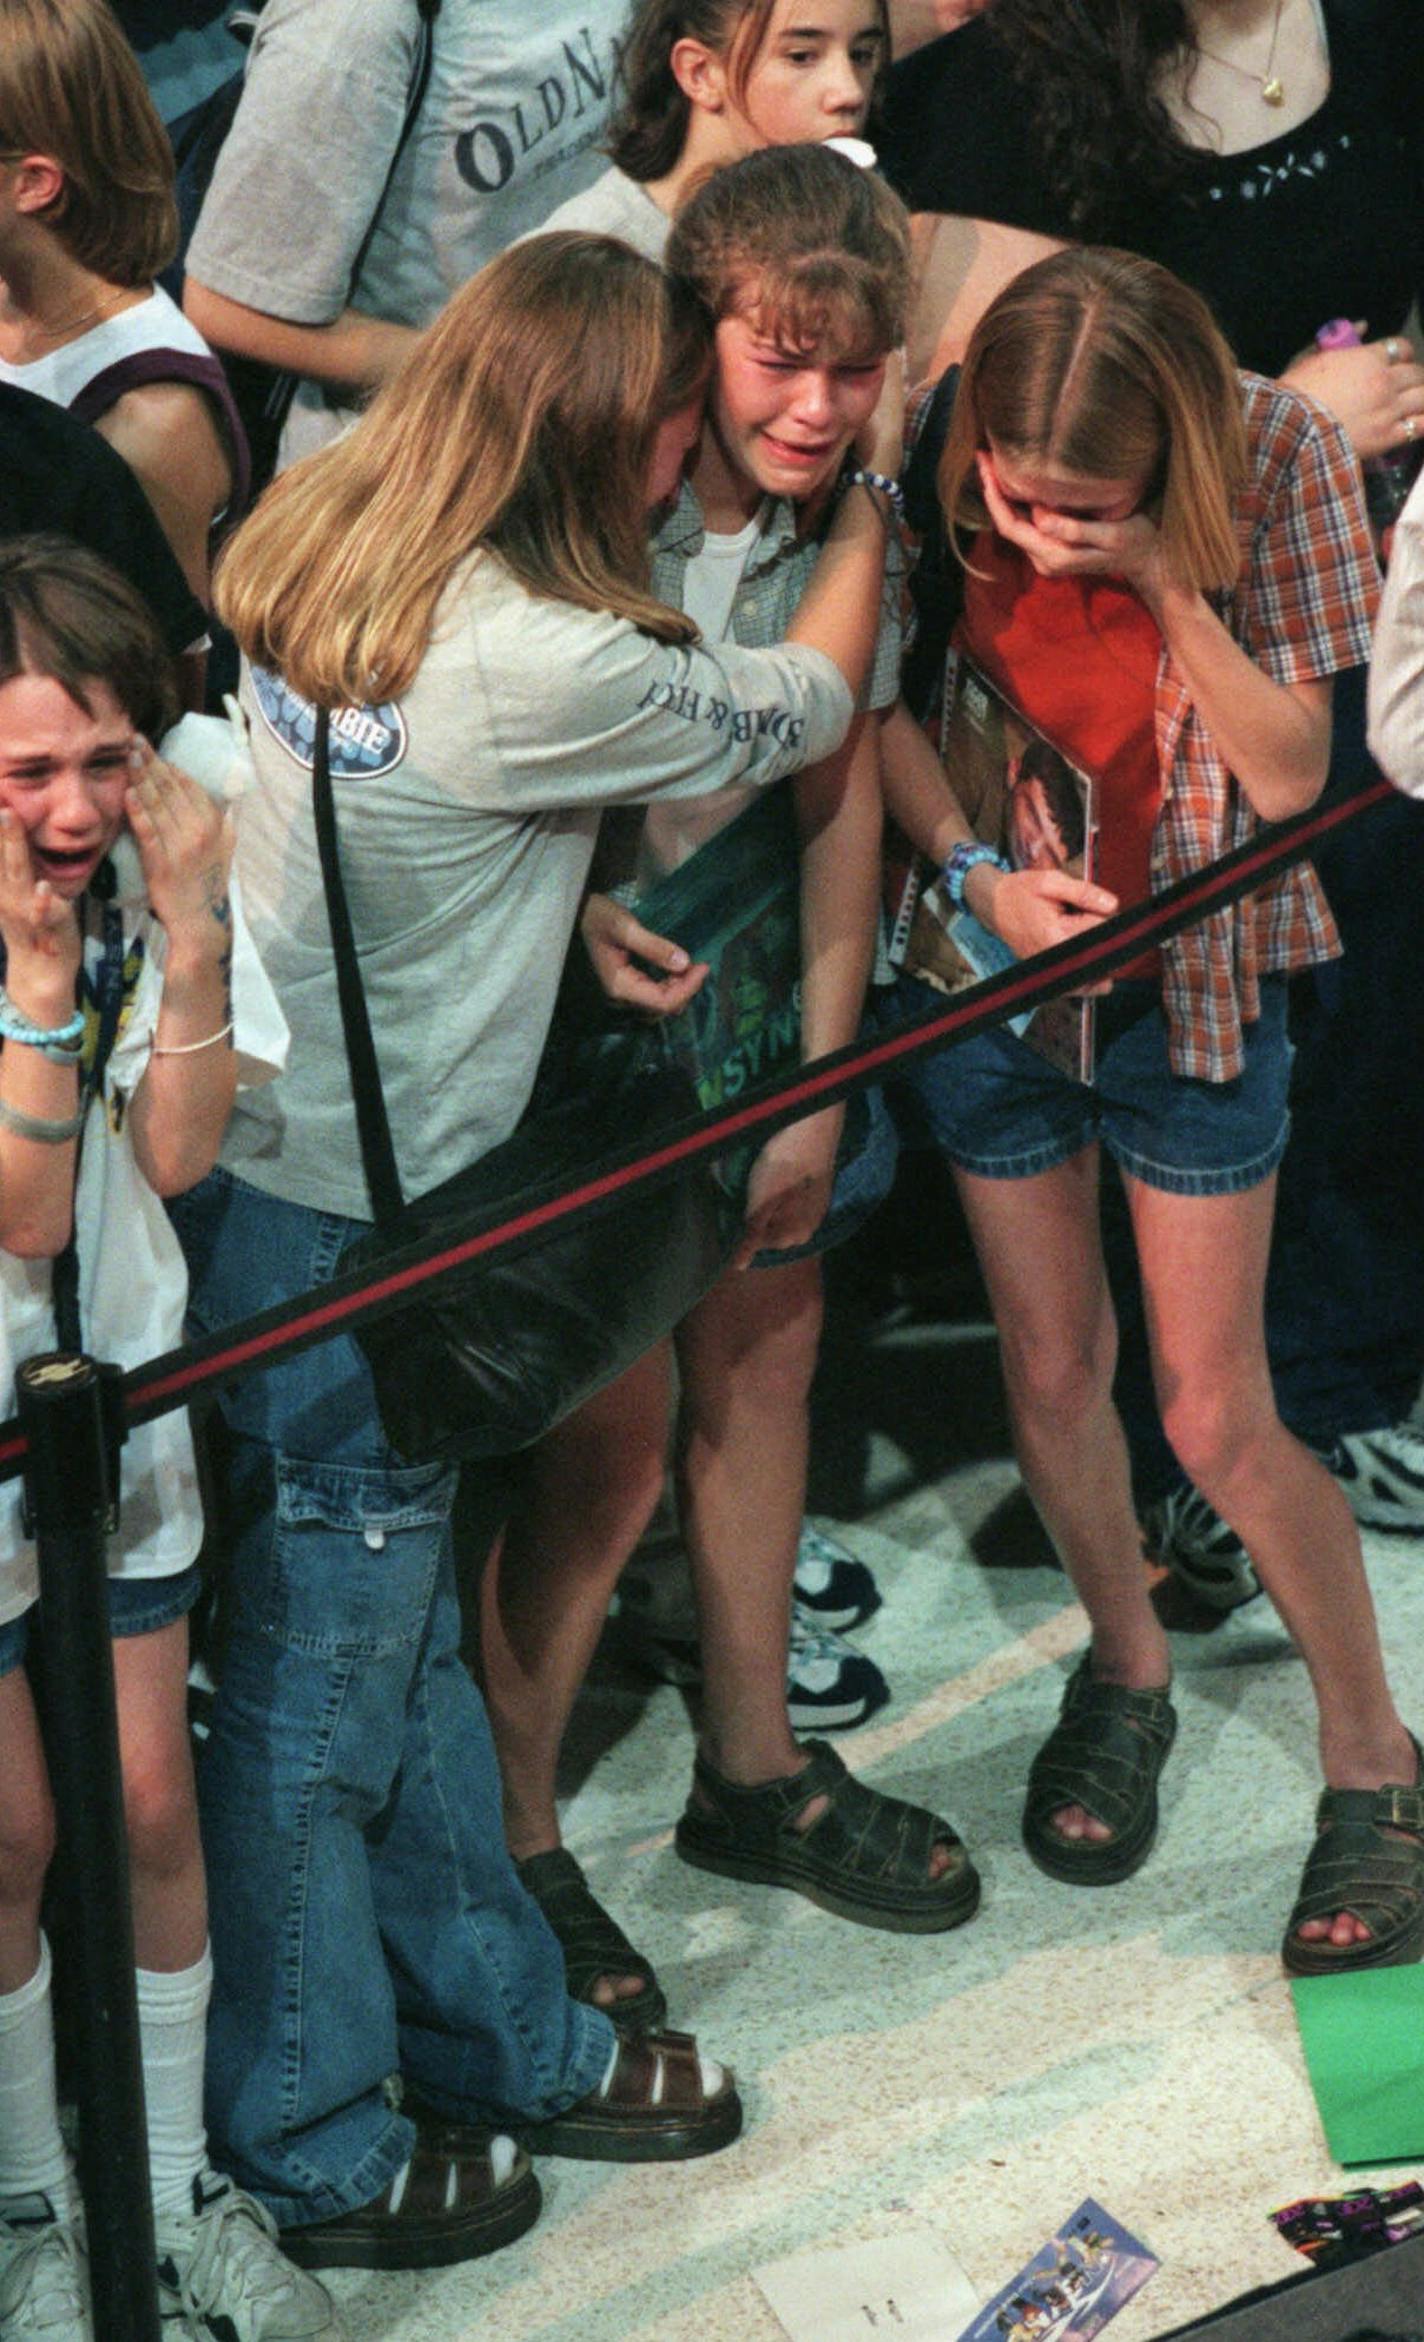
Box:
[1261,73,1285,103]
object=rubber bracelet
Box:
[151,1019,234,1057]
[0,1095,85,1142]
[942,841,1009,911]
[845,466,905,520]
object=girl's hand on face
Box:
[0,807,81,1002]
[125,738,234,946]
[856,345,906,481]
[976,865,1120,995]
[579,891,709,1017]
[977,454,1173,607]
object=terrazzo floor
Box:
[319,1267,1424,2342]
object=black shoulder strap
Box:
[50,899,131,1354]
[901,363,965,724]
[311,711,406,1227]
[346,0,441,292]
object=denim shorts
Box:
[888,976,1292,1197]
[0,1559,203,1680]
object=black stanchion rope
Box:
[0,775,1391,1482]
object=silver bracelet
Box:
[0,1095,86,1142]
[151,1020,234,1057]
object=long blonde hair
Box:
[216,235,711,707]
[939,246,1247,594]
[0,0,177,284]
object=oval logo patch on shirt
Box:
[250,667,408,778]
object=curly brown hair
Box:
[986,0,1200,237]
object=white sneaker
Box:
[1308,1422,1424,1535]
[0,2198,91,2340]
[792,1522,881,1631]
[154,2175,339,2340]
[1142,1483,1261,1613]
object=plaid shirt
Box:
[1151,374,1378,1080]
[651,477,904,709]
[907,372,1380,1081]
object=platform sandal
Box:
[674,1737,980,1933]
[514,2029,742,2162]
[516,1847,667,2036]
[1282,1737,1424,1976]
[1022,1656,1176,1886]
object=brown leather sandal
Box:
[281,2117,541,2270]
[514,2028,742,2163]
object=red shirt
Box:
[962,533,1165,977]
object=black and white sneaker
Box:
[784,1603,890,1732]
[1141,1483,1262,1613]
[1308,1422,1424,1535]
[792,1522,882,1632]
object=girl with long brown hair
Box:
[171,229,901,2270]
[881,245,1421,1974]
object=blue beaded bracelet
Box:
[845,466,905,520]
[941,841,1008,911]
[0,990,85,1063]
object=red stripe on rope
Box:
[0,776,1392,1480]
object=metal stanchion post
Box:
[17,1352,161,2342]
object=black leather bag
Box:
[312,713,735,1466]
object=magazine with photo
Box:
[885,649,1099,1083]
[954,2198,1159,2342]
[625,787,803,1199]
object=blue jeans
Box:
[172,1167,611,2227]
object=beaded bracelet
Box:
[942,840,1009,911]
[0,1096,86,1143]
[151,1020,234,1058]
[0,990,84,1063]
[845,466,905,521]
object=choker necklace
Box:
[1194,0,1287,105]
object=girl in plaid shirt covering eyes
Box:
[881,244,1423,1973]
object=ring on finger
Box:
[1407,415,1419,443]
[1387,337,1406,363]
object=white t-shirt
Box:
[188,0,625,465]
[536,164,670,259]
[221,550,852,1218]
[0,879,287,1625]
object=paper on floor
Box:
[754,2229,980,2341]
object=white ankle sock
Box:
[136,1946,213,2219]
[0,1937,77,2219]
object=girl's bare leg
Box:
[112,1620,206,1972]
[955,1148,1170,1845]
[676,1257,822,1786]
[1127,1170,1416,1950]
[0,1667,51,1994]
